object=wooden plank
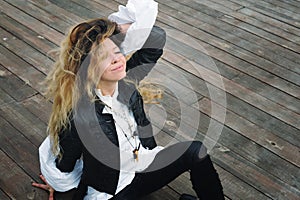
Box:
[229,0,300,28]
[161,46,300,116]
[156,0,300,57]
[163,0,300,44]
[197,97,300,167]
[272,0,300,9]
[3,0,70,32]
[141,186,180,200]
[6,0,298,108]
[162,0,224,18]
[155,0,300,70]
[223,92,300,147]
[0,65,37,102]
[165,162,241,199]
[161,22,300,98]
[153,1,300,87]
[0,189,10,200]
[213,165,269,200]
[226,9,300,45]
[154,61,300,147]
[1,1,64,45]
[220,13,300,53]
[49,0,104,19]
[155,14,300,99]
[205,0,244,11]
[21,94,52,125]
[0,88,46,146]
[238,7,300,38]
[28,0,82,25]
[0,141,47,199]
[182,0,235,14]
[231,73,300,114]
[0,45,46,94]
[211,144,300,200]
[162,50,300,130]
[204,0,243,10]
[0,12,58,58]
[0,27,53,75]
[148,68,203,105]
[0,113,41,175]
[72,0,113,17]
[245,0,300,21]
[196,22,300,79]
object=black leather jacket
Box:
[55,26,166,198]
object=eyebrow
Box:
[113,46,121,53]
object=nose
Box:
[111,54,122,64]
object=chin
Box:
[116,72,127,81]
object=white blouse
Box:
[84,86,163,199]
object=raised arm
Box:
[125,26,166,82]
[126,26,166,70]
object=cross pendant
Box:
[133,149,138,161]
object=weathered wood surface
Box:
[0,0,299,199]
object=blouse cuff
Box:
[39,136,83,192]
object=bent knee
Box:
[198,143,207,160]
[190,141,208,160]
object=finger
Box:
[49,190,54,200]
[39,174,48,184]
[32,182,49,190]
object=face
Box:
[99,38,127,84]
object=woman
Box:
[33,2,224,200]
[33,18,224,200]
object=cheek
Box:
[121,56,127,63]
[100,70,110,81]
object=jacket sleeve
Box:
[126,26,166,82]
[55,119,83,173]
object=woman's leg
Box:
[112,141,224,200]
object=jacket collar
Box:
[94,79,137,113]
[117,79,137,107]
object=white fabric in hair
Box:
[108,0,158,55]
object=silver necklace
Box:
[104,103,141,161]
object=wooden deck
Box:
[1,0,300,199]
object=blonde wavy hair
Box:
[45,18,122,155]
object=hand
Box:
[32,174,55,200]
[118,23,132,34]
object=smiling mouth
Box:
[111,65,124,71]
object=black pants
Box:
[111,141,224,200]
